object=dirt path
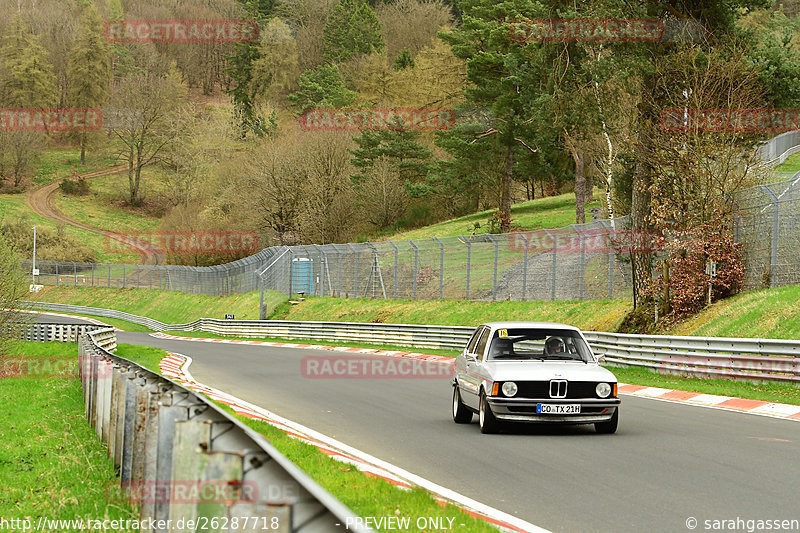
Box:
[25,165,163,264]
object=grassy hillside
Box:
[383,190,603,241]
[53,171,163,235]
[29,286,287,324]
[271,296,630,331]
[667,285,800,339]
[34,147,118,186]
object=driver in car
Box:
[545,336,566,356]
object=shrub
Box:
[59,178,90,196]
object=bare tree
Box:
[108,68,190,205]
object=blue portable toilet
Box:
[292,257,314,295]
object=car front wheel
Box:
[595,408,619,434]
[452,385,473,424]
[479,391,500,434]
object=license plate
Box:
[537,404,581,414]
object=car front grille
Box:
[513,381,601,399]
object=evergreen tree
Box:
[68,3,111,164]
[224,0,275,138]
[0,16,57,108]
[437,0,545,232]
[350,126,432,192]
[288,64,357,111]
[322,0,385,63]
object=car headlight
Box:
[596,382,612,398]
[502,381,518,397]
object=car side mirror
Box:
[465,353,477,362]
[595,353,607,364]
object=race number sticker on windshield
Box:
[498,329,508,337]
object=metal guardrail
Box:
[5,323,113,348]
[583,332,800,384]
[80,328,373,533]
[25,301,800,384]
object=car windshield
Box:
[486,328,593,362]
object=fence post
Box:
[56,262,59,286]
[388,241,398,299]
[572,226,585,300]
[487,235,498,301]
[122,264,126,289]
[544,229,556,300]
[432,237,444,300]
[408,241,419,300]
[520,233,529,301]
[461,236,471,300]
[288,249,293,298]
[91,263,94,287]
[760,185,779,288]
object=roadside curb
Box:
[617,384,800,421]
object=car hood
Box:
[484,361,617,383]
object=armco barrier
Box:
[25,301,800,385]
[80,328,373,533]
[583,331,800,384]
[5,322,111,346]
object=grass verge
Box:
[119,344,499,533]
[0,341,137,526]
[29,286,287,324]
[278,296,631,333]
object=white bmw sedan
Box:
[452,322,620,434]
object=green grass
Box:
[384,190,603,241]
[53,171,163,235]
[33,147,118,186]
[280,296,631,333]
[0,195,139,264]
[29,286,287,325]
[774,152,800,173]
[667,285,800,339]
[0,340,137,527]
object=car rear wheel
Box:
[452,385,473,423]
[479,391,500,434]
[595,408,619,434]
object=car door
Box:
[462,326,490,409]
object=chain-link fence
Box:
[23,216,636,301]
[734,176,800,289]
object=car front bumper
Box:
[487,397,621,423]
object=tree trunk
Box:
[500,143,513,232]
[80,133,86,166]
[631,73,657,308]
[584,166,594,203]
[565,131,585,224]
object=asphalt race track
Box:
[115,331,800,533]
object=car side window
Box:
[465,328,482,354]
[473,328,490,360]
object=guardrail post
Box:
[432,237,444,300]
